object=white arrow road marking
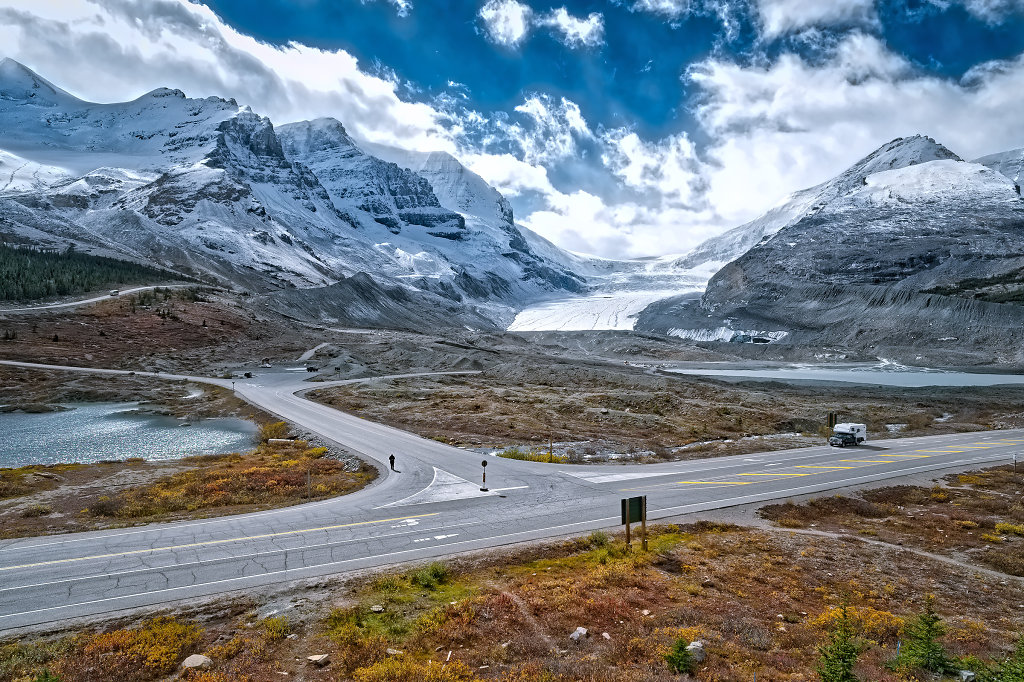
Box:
[391,519,420,528]
[414,534,459,543]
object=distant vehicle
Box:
[243,372,252,378]
[829,423,867,447]
[306,366,318,373]
[109,289,119,297]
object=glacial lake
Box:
[0,402,257,467]
[666,363,1024,388]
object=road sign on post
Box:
[480,459,488,492]
[621,496,647,551]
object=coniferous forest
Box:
[0,244,182,301]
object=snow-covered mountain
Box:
[976,147,1024,189]
[674,135,962,271]
[0,59,583,328]
[637,136,1024,360]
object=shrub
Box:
[496,447,567,464]
[664,638,695,674]
[985,637,1024,682]
[324,616,388,674]
[261,616,289,642]
[587,531,610,548]
[412,562,450,590]
[812,605,904,644]
[996,522,1024,537]
[372,574,404,593]
[21,503,53,518]
[53,616,201,681]
[258,421,289,442]
[352,657,477,682]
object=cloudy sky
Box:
[1,0,1024,258]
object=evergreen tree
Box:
[665,638,695,674]
[817,602,860,682]
[897,595,953,674]
[0,243,185,301]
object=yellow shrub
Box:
[58,616,202,680]
[982,533,1006,543]
[353,657,478,682]
[811,606,904,644]
[261,616,290,642]
[258,421,289,442]
[996,522,1024,537]
[954,520,979,529]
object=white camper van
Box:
[829,423,867,447]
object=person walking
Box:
[389,454,396,471]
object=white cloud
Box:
[478,0,604,48]
[511,94,594,164]
[0,0,451,151]
[538,7,604,47]
[601,129,705,206]
[479,0,534,46]
[462,152,557,196]
[689,31,1024,228]
[629,0,690,18]
[755,0,878,38]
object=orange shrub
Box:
[53,616,201,681]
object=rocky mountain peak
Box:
[277,118,358,156]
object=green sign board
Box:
[621,496,644,524]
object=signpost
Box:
[480,459,488,492]
[621,495,647,551]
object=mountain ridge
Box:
[0,59,584,329]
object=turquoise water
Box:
[0,402,257,467]
[667,363,1024,388]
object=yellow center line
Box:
[674,480,751,485]
[916,449,967,453]
[950,446,994,450]
[795,465,855,469]
[839,459,896,463]
[870,454,931,458]
[739,472,812,477]
[0,513,440,572]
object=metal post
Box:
[625,503,631,550]
[641,496,648,552]
[480,459,488,492]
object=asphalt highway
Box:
[0,284,192,314]
[0,360,1021,632]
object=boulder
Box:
[386,648,404,656]
[685,641,706,664]
[370,604,385,613]
[307,654,330,667]
[182,654,212,670]
[960,672,976,682]
[569,626,588,643]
